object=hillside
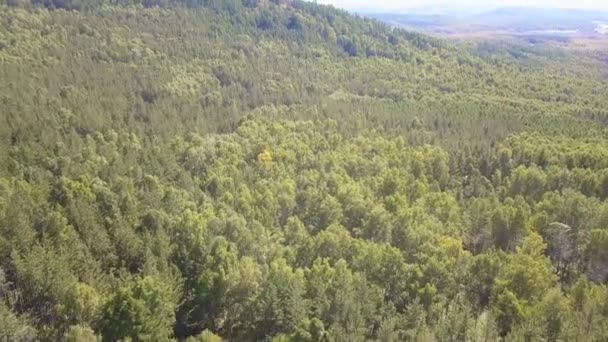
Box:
[1,0,608,341]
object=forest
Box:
[1,0,608,341]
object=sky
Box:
[315,0,608,13]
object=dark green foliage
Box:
[100,276,177,341]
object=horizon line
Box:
[312,1,608,14]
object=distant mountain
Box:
[475,7,608,30]
[367,7,608,37]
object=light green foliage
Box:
[0,300,37,342]
[62,283,102,336]
[492,233,558,335]
[64,325,99,342]
[186,330,224,342]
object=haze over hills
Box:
[366,7,608,41]
[317,1,608,46]
[316,0,608,14]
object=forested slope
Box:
[1,0,608,341]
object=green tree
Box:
[492,233,557,335]
[100,276,178,341]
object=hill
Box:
[1,0,608,341]
[368,7,608,46]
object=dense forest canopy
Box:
[1,0,608,341]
